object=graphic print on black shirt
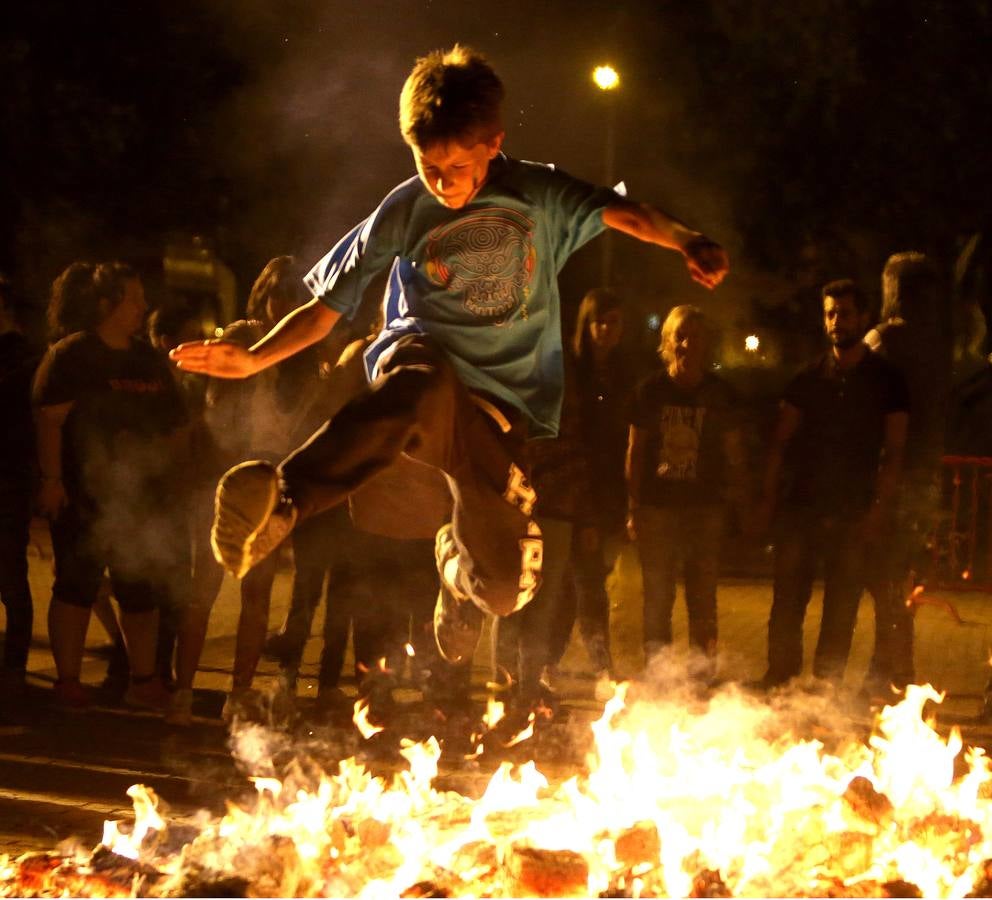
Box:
[657,405,707,481]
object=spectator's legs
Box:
[812,517,867,684]
[48,508,100,687]
[48,599,92,684]
[231,553,279,692]
[173,488,224,692]
[635,506,680,662]
[0,483,33,678]
[572,527,614,675]
[317,562,356,690]
[683,505,724,656]
[546,574,577,671]
[764,513,817,685]
[279,511,340,674]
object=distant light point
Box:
[593,65,620,91]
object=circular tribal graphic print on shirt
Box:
[424,208,537,324]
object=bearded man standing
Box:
[756,279,909,689]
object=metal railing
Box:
[931,456,992,589]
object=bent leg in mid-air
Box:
[209,334,542,664]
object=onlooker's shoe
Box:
[432,523,483,665]
[211,461,298,579]
[315,686,352,718]
[262,631,299,664]
[165,688,194,726]
[124,677,172,711]
[222,687,262,724]
[593,670,616,703]
[53,678,91,710]
[0,667,27,699]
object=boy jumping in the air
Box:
[171,45,728,668]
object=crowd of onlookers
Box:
[0,248,970,728]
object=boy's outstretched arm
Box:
[170,298,341,379]
[602,199,729,289]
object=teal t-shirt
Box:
[304,154,615,437]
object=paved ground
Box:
[4,517,992,858]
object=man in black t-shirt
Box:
[756,280,909,688]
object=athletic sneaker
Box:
[165,688,194,727]
[210,460,298,578]
[432,524,483,665]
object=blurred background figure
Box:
[146,302,209,686]
[45,263,130,695]
[627,305,748,671]
[546,288,633,689]
[33,262,188,710]
[0,273,41,700]
[863,252,949,698]
[167,256,321,724]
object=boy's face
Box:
[413,133,503,209]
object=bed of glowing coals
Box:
[5,674,992,898]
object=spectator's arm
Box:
[722,425,752,518]
[873,410,908,519]
[602,199,728,289]
[35,401,72,518]
[171,299,340,379]
[753,401,802,536]
[626,424,648,538]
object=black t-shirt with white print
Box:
[630,369,738,508]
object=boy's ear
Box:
[487,131,505,158]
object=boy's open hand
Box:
[169,340,260,379]
[682,235,729,289]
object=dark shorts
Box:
[50,504,174,613]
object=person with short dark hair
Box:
[171,45,728,672]
[756,280,909,689]
[0,274,41,698]
[627,305,748,667]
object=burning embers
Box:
[5,683,992,897]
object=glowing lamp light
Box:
[592,64,620,91]
[214,326,225,337]
[744,334,760,352]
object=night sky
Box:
[2,0,990,346]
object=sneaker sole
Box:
[211,465,280,579]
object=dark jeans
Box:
[635,504,723,658]
[0,482,33,672]
[766,509,868,685]
[280,334,541,618]
[547,527,618,673]
[492,516,573,694]
[865,490,932,690]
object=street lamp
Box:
[592,64,620,283]
[592,65,620,92]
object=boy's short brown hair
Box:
[399,45,504,149]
